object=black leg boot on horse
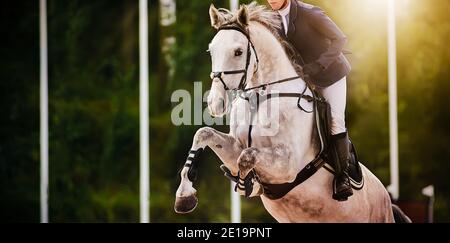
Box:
[331,132,353,201]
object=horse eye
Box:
[235,49,243,57]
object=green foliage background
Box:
[0,0,449,222]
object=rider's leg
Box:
[316,77,353,201]
[320,77,347,136]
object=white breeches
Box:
[316,76,347,135]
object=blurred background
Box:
[0,0,449,222]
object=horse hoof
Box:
[174,194,198,214]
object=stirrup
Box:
[332,175,353,202]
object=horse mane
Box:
[221,2,304,77]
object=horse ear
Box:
[236,5,249,26]
[209,4,225,29]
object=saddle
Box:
[220,88,364,200]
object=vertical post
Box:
[159,0,176,92]
[387,0,399,201]
[422,185,434,223]
[139,0,150,223]
[230,0,241,224]
[230,0,239,13]
[40,0,49,224]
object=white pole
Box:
[40,0,49,224]
[387,0,399,201]
[231,184,241,223]
[230,0,241,224]
[422,185,434,223]
[230,0,239,13]
[159,0,176,91]
[139,0,150,223]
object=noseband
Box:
[211,25,259,91]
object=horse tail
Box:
[392,204,412,223]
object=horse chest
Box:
[234,125,275,148]
[233,124,249,143]
[232,117,276,148]
[231,99,283,147]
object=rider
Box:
[267,0,353,201]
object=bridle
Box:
[211,24,306,96]
[210,24,260,91]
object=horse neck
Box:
[248,23,299,90]
[248,23,319,167]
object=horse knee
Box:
[238,148,259,172]
[194,127,214,144]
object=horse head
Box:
[207,4,259,117]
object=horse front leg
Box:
[236,144,298,197]
[174,127,243,214]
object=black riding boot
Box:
[331,132,353,201]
